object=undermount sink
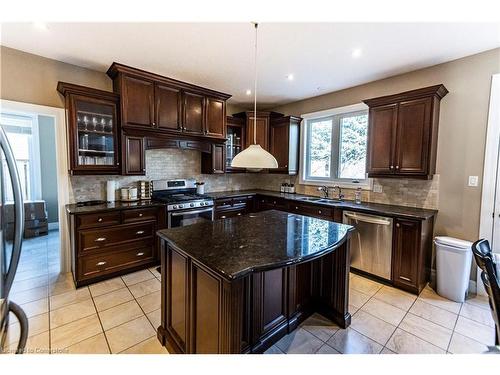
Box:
[297,196,322,202]
[317,198,341,204]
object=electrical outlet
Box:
[373,184,383,193]
[468,176,479,187]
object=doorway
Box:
[0,100,70,276]
[479,73,500,295]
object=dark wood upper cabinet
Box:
[225,116,246,173]
[183,91,205,135]
[270,116,302,174]
[205,97,226,138]
[364,84,448,179]
[122,135,145,175]
[201,143,225,174]
[57,82,121,175]
[107,62,230,140]
[246,115,270,150]
[121,75,155,128]
[155,83,182,132]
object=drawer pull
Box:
[295,206,298,210]
[318,210,322,214]
[400,276,411,282]
[237,213,242,216]
[139,213,143,217]
[136,230,145,235]
[95,237,106,242]
[96,261,106,266]
[136,252,145,257]
[97,218,103,222]
[221,215,227,219]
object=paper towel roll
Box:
[106,180,116,202]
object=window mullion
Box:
[331,115,340,180]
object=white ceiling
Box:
[1,22,500,108]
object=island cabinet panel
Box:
[364,84,448,179]
[167,249,188,352]
[251,269,288,349]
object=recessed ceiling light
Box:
[33,22,48,31]
[352,48,362,58]
[286,74,294,81]
[245,89,252,96]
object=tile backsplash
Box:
[69,149,438,209]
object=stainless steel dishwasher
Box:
[343,211,393,280]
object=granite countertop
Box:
[206,189,437,220]
[157,210,354,281]
[66,200,165,214]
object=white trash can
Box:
[435,236,473,302]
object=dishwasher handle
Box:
[344,212,392,226]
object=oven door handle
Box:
[170,207,214,217]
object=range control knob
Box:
[190,203,195,207]
[179,205,184,209]
[173,205,178,209]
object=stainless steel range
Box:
[152,179,214,228]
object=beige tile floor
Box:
[4,231,496,354]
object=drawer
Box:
[76,211,121,229]
[289,203,333,220]
[215,207,246,220]
[258,196,288,211]
[232,196,252,206]
[122,207,158,223]
[79,222,155,253]
[215,198,233,209]
[79,245,154,279]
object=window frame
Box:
[299,103,372,190]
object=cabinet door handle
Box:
[284,164,288,168]
[399,276,411,282]
[237,213,242,216]
[95,237,106,242]
[396,223,400,227]
[389,165,394,170]
[273,201,276,204]
[96,261,106,266]
[136,252,145,257]
[221,215,226,219]
[396,165,400,169]
[138,213,143,217]
[295,206,298,210]
[136,230,145,235]
[318,210,322,214]
[152,122,156,127]
[97,218,103,222]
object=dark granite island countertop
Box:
[157,210,354,281]
[156,210,354,354]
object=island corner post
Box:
[156,231,352,354]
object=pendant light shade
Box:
[231,22,278,171]
[231,144,278,170]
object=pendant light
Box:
[231,22,278,171]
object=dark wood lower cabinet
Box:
[392,217,433,294]
[158,241,350,354]
[69,206,165,287]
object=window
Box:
[301,103,370,189]
[1,113,41,201]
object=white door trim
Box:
[478,73,500,295]
[0,99,71,274]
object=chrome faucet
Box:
[317,186,329,198]
[333,185,345,201]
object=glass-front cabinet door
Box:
[58,82,120,175]
[225,116,245,173]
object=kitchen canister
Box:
[106,180,116,202]
[196,181,205,195]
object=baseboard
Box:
[48,222,59,230]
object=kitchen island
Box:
[156,210,354,354]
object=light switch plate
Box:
[468,176,479,187]
[373,184,383,193]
